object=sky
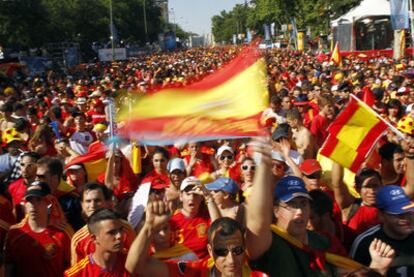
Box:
[169,0,246,36]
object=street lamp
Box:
[143,0,148,42]
[109,0,115,60]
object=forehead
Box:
[21,156,36,163]
[96,219,120,232]
[220,150,232,156]
[83,189,105,200]
[36,165,48,173]
[211,230,243,247]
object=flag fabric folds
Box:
[330,42,342,67]
[319,98,388,173]
[119,44,269,145]
[65,145,107,182]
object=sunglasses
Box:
[241,165,255,171]
[220,155,234,161]
[304,171,322,179]
[213,246,244,257]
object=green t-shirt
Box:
[249,231,337,277]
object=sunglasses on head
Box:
[304,171,322,179]
[213,246,244,257]
[241,165,255,171]
[220,155,233,161]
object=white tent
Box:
[331,0,390,27]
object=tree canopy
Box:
[211,0,362,43]
[0,0,166,48]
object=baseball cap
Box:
[90,90,102,97]
[273,176,312,202]
[167,158,186,173]
[66,164,83,171]
[397,115,414,136]
[205,177,239,194]
[180,176,201,191]
[24,181,51,200]
[76,97,87,104]
[376,185,414,214]
[272,123,290,141]
[2,128,23,146]
[215,145,234,158]
[300,159,322,175]
[93,122,108,132]
[293,94,309,106]
[271,151,285,162]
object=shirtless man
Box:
[286,109,316,159]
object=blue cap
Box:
[167,158,186,173]
[273,176,311,202]
[205,177,239,194]
[376,185,414,215]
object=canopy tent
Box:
[331,0,390,27]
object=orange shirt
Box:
[65,253,132,277]
[70,220,136,265]
[4,221,71,277]
[169,210,210,259]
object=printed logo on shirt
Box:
[196,223,208,238]
[44,243,57,259]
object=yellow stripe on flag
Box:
[119,60,268,121]
[335,104,381,150]
[329,140,359,170]
[84,158,107,181]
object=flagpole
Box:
[349,94,406,139]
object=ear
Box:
[91,233,98,244]
[207,243,213,257]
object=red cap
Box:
[151,178,168,190]
[300,159,322,175]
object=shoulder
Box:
[72,225,89,244]
[349,224,381,258]
[50,221,74,238]
[65,256,90,277]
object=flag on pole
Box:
[118,43,268,145]
[330,42,342,67]
[65,146,107,182]
[319,97,388,173]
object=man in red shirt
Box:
[70,182,136,265]
[4,181,72,277]
[169,176,211,259]
[65,208,131,277]
[8,152,40,220]
[310,94,336,148]
[126,201,251,277]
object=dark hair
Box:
[13,102,25,112]
[208,217,244,243]
[80,182,111,202]
[0,102,13,113]
[87,208,120,235]
[270,95,282,105]
[379,142,403,161]
[355,168,382,191]
[286,108,303,121]
[37,157,64,180]
[309,190,333,217]
[340,267,383,277]
[21,151,41,162]
[152,147,170,160]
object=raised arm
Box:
[331,161,355,211]
[125,200,170,276]
[245,137,273,260]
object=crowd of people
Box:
[0,45,414,277]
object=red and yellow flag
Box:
[330,42,342,67]
[319,98,388,173]
[65,145,107,182]
[118,44,269,145]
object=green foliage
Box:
[212,0,362,42]
[0,0,165,48]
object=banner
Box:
[98,48,127,62]
[263,24,271,41]
[390,0,409,30]
[118,43,268,145]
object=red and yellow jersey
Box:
[169,210,211,259]
[65,253,132,277]
[70,220,136,265]
[4,221,71,277]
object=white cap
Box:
[90,90,102,97]
[67,164,82,171]
[331,85,338,92]
[167,158,186,173]
[76,97,87,104]
[271,151,285,162]
[180,176,201,191]
[215,145,234,158]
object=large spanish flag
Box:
[118,44,268,145]
[319,97,388,173]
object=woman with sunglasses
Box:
[240,157,255,193]
[211,145,240,182]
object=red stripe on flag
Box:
[349,120,388,172]
[319,136,339,157]
[327,99,359,136]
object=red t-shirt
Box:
[141,170,170,187]
[169,210,211,259]
[65,253,132,277]
[70,221,136,265]
[183,154,214,177]
[310,114,331,147]
[4,221,71,277]
[8,178,28,221]
[86,110,107,125]
[343,204,379,247]
[166,258,210,277]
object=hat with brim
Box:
[180,176,201,191]
[205,177,239,194]
[24,181,51,200]
[274,176,312,202]
[376,185,414,215]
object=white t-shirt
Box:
[70,131,94,154]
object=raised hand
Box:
[145,200,171,232]
[369,238,395,275]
